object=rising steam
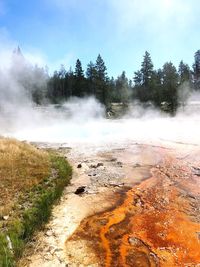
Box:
[0,48,200,148]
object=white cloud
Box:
[109,0,196,36]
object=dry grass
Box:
[0,138,50,217]
[0,138,72,266]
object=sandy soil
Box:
[18,141,200,267]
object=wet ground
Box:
[19,142,200,267]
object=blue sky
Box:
[0,0,199,78]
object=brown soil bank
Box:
[66,146,200,266]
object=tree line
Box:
[12,47,200,114]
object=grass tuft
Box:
[0,138,72,266]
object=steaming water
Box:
[0,53,200,149]
[11,117,200,146]
[2,98,200,148]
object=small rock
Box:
[90,164,99,169]
[97,163,104,167]
[88,172,97,177]
[77,163,82,168]
[110,158,117,162]
[3,215,9,220]
[90,163,104,168]
[74,186,86,195]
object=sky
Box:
[0,0,199,78]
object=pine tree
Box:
[86,61,96,95]
[141,51,154,86]
[94,54,109,104]
[161,62,179,113]
[133,71,142,86]
[193,50,200,89]
[133,51,155,103]
[194,50,200,77]
[65,67,74,98]
[86,61,96,80]
[73,59,85,97]
[115,71,129,103]
[178,60,190,83]
[75,59,84,78]
[95,54,107,81]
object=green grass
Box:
[0,152,72,267]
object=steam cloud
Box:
[0,48,200,149]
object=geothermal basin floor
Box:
[18,142,200,267]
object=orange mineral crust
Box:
[66,156,200,266]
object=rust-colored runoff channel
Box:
[66,156,200,266]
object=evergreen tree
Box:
[65,67,74,98]
[133,51,155,103]
[107,76,116,103]
[178,61,191,107]
[75,59,84,78]
[95,54,107,81]
[150,69,163,107]
[50,71,61,102]
[58,64,66,98]
[133,71,142,86]
[178,60,190,83]
[193,50,200,89]
[161,62,179,113]
[115,71,129,103]
[86,61,96,95]
[31,65,48,104]
[94,54,109,104]
[194,50,200,77]
[141,51,154,86]
[73,59,85,97]
[86,61,96,80]
[42,49,199,113]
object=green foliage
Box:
[140,51,154,87]
[93,54,109,104]
[0,234,14,267]
[193,50,200,89]
[178,60,191,83]
[16,49,200,114]
[114,71,130,103]
[73,59,86,97]
[0,154,72,266]
[161,62,179,113]
[75,59,84,78]
[133,51,156,104]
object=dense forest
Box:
[11,48,200,114]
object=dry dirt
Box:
[18,141,200,267]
